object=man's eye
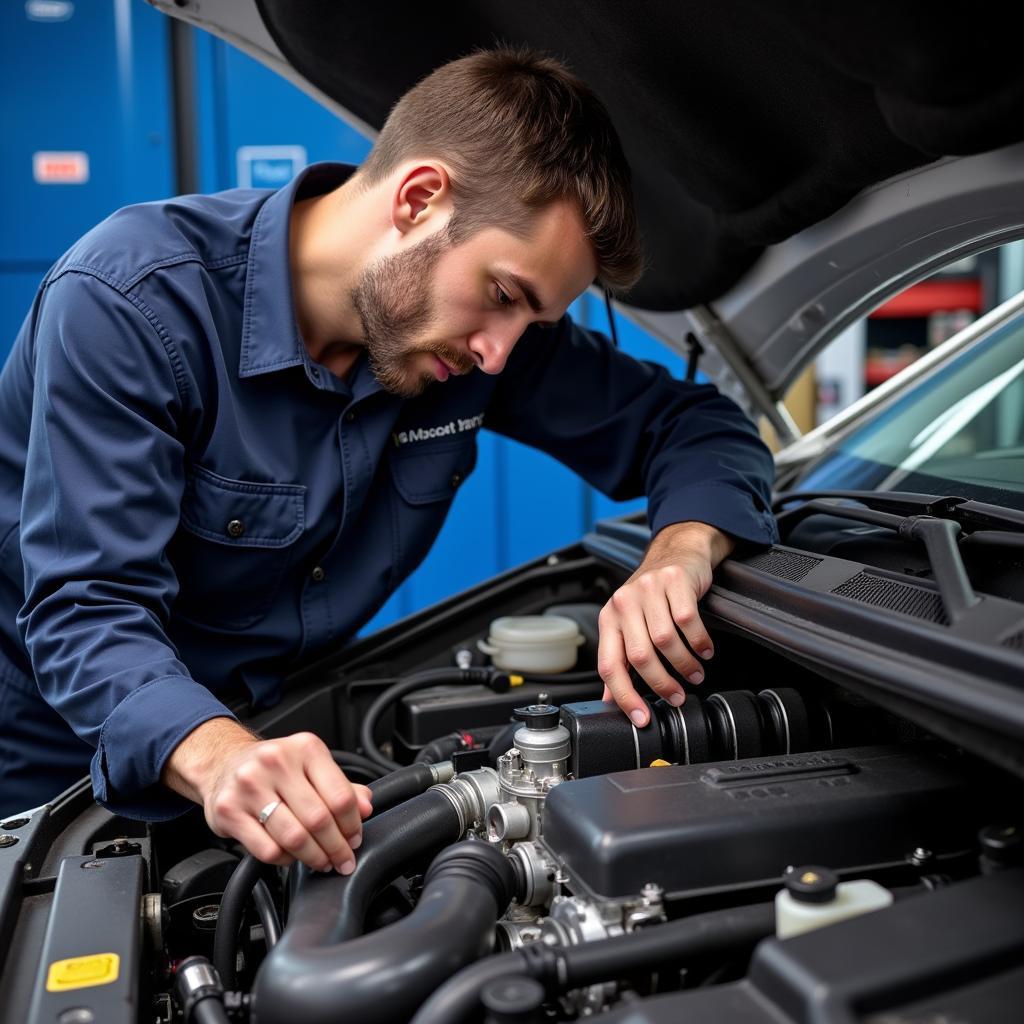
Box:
[495,285,514,308]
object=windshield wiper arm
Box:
[773,489,1024,535]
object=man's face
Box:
[351,200,597,397]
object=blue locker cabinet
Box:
[1,0,176,362]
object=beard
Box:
[351,228,476,398]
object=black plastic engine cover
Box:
[541,745,981,900]
[597,869,1024,1023]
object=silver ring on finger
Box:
[258,799,282,826]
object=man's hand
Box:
[162,718,373,874]
[597,521,734,726]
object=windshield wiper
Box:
[773,489,1024,534]
[770,490,1024,624]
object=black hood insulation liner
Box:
[255,0,1024,309]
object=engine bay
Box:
[4,546,1023,1024]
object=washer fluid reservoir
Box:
[775,865,893,938]
[478,615,584,674]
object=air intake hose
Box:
[253,839,516,1024]
[306,787,466,946]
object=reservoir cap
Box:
[784,865,839,904]
[513,704,561,730]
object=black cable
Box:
[359,668,496,772]
[361,677,439,772]
[252,878,281,949]
[413,724,507,765]
[411,902,775,1024]
[410,953,526,1024]
[336,762,381,783]
[414,732,465,765]
[520,670,601,685]
[212,854,264,988]
[331,748,387,779]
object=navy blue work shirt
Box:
[0,163,777,820]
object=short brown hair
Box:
[358,48,643,294]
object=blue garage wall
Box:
[191,33,372,193]
[0,0,176,361]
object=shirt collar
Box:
[239,162,373,397]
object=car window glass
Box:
[797,310,1024,510]
[780,241,1024,435]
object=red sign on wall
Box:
[33,151,89,184]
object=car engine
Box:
[7,562,1023,1024]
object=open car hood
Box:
[151,0,1024,431]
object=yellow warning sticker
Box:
[46,953,120,992]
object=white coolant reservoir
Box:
[775,865,893,939]
[477,615,584,673]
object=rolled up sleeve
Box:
[485,317,778,549]
[17,271,234,819]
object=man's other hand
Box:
[162,718,373,874]
[597,521,734,727]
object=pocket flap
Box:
[180,466,305,548]
[390,439,478,505]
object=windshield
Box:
[796,308,1024,512]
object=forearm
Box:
[161,716,259,805]
[646,520,735,570]
[486,319,776,548]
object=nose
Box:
[467,324,522,375]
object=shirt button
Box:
[451,472,463,489]
[311,566,326,582]
[226,519,245,538]
[345,410,357,423]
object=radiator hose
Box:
[252,838,516,1024]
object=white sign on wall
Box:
[25,0,75,22]
[236,146,307,189]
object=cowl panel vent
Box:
[1000,626,1024,651]
[746,548,822,583]
[831,571,948,625]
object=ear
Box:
[391,163,452,235]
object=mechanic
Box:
[0,50,777,873]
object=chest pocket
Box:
[169,465,306,630]
[389,437,477,581]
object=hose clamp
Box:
[428,761,456,785]
[434,768,500,833]
[174,957,223,1021]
